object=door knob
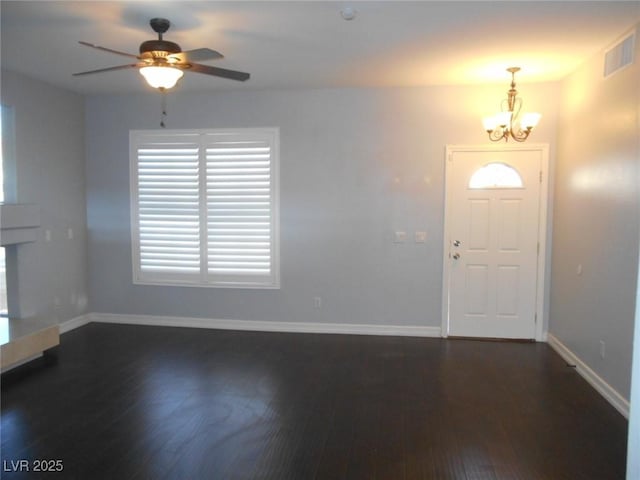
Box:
[453,240,461,247]
[452,253,460,260]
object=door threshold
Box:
[447,336,535,343]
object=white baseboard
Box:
[547,333,629,418]
[59,314,92,334]
[88,312,442,338]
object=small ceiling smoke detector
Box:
[340,7,357,21]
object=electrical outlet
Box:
[314,297,322,309]
[600,340,606,359]
[394,231,407,243]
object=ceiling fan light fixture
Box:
[139,65,184,89]
[74,17,250,92]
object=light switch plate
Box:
[414,231,427,243]
[394,231,407,243]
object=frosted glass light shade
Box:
[520,112,542,129]
[483,116,498,131]
[495,111,512,127]
[139,66,184,89]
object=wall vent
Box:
[604,33,635,77]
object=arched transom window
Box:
[468,162,524,189]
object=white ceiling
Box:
[2,1,639,94]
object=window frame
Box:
[129,127,280,289]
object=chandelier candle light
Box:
[483,67,541,142]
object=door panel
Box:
[498,200,521,250]
[445,148,542,339]
[496,265,519,315]
[465,265,488,314]
[469,200,490,249]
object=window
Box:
[130,128,279,288]
[0,108,6,316]
[0,104,16,318]
[468,162,524,189]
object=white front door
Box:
[443,145,547,339]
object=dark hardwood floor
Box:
[1,323,628,479]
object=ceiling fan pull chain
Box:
[160,87,167,128]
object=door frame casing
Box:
[441,143,550,341]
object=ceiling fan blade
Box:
[188,62,250,81]
[78,41,139,59]
[73,64,140,76]
[169,48,224,63]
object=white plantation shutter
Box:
[205,133,276,286]
[130,129,279,288]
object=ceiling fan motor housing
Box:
[140,18,181,59]
[139,39,182,56]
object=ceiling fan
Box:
[73,17,250,89]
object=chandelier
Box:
[483,67,541,142]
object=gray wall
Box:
[86,82,559,327]
[1,69,89,324]
[550,26,640,399]
[627,24,640,480]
